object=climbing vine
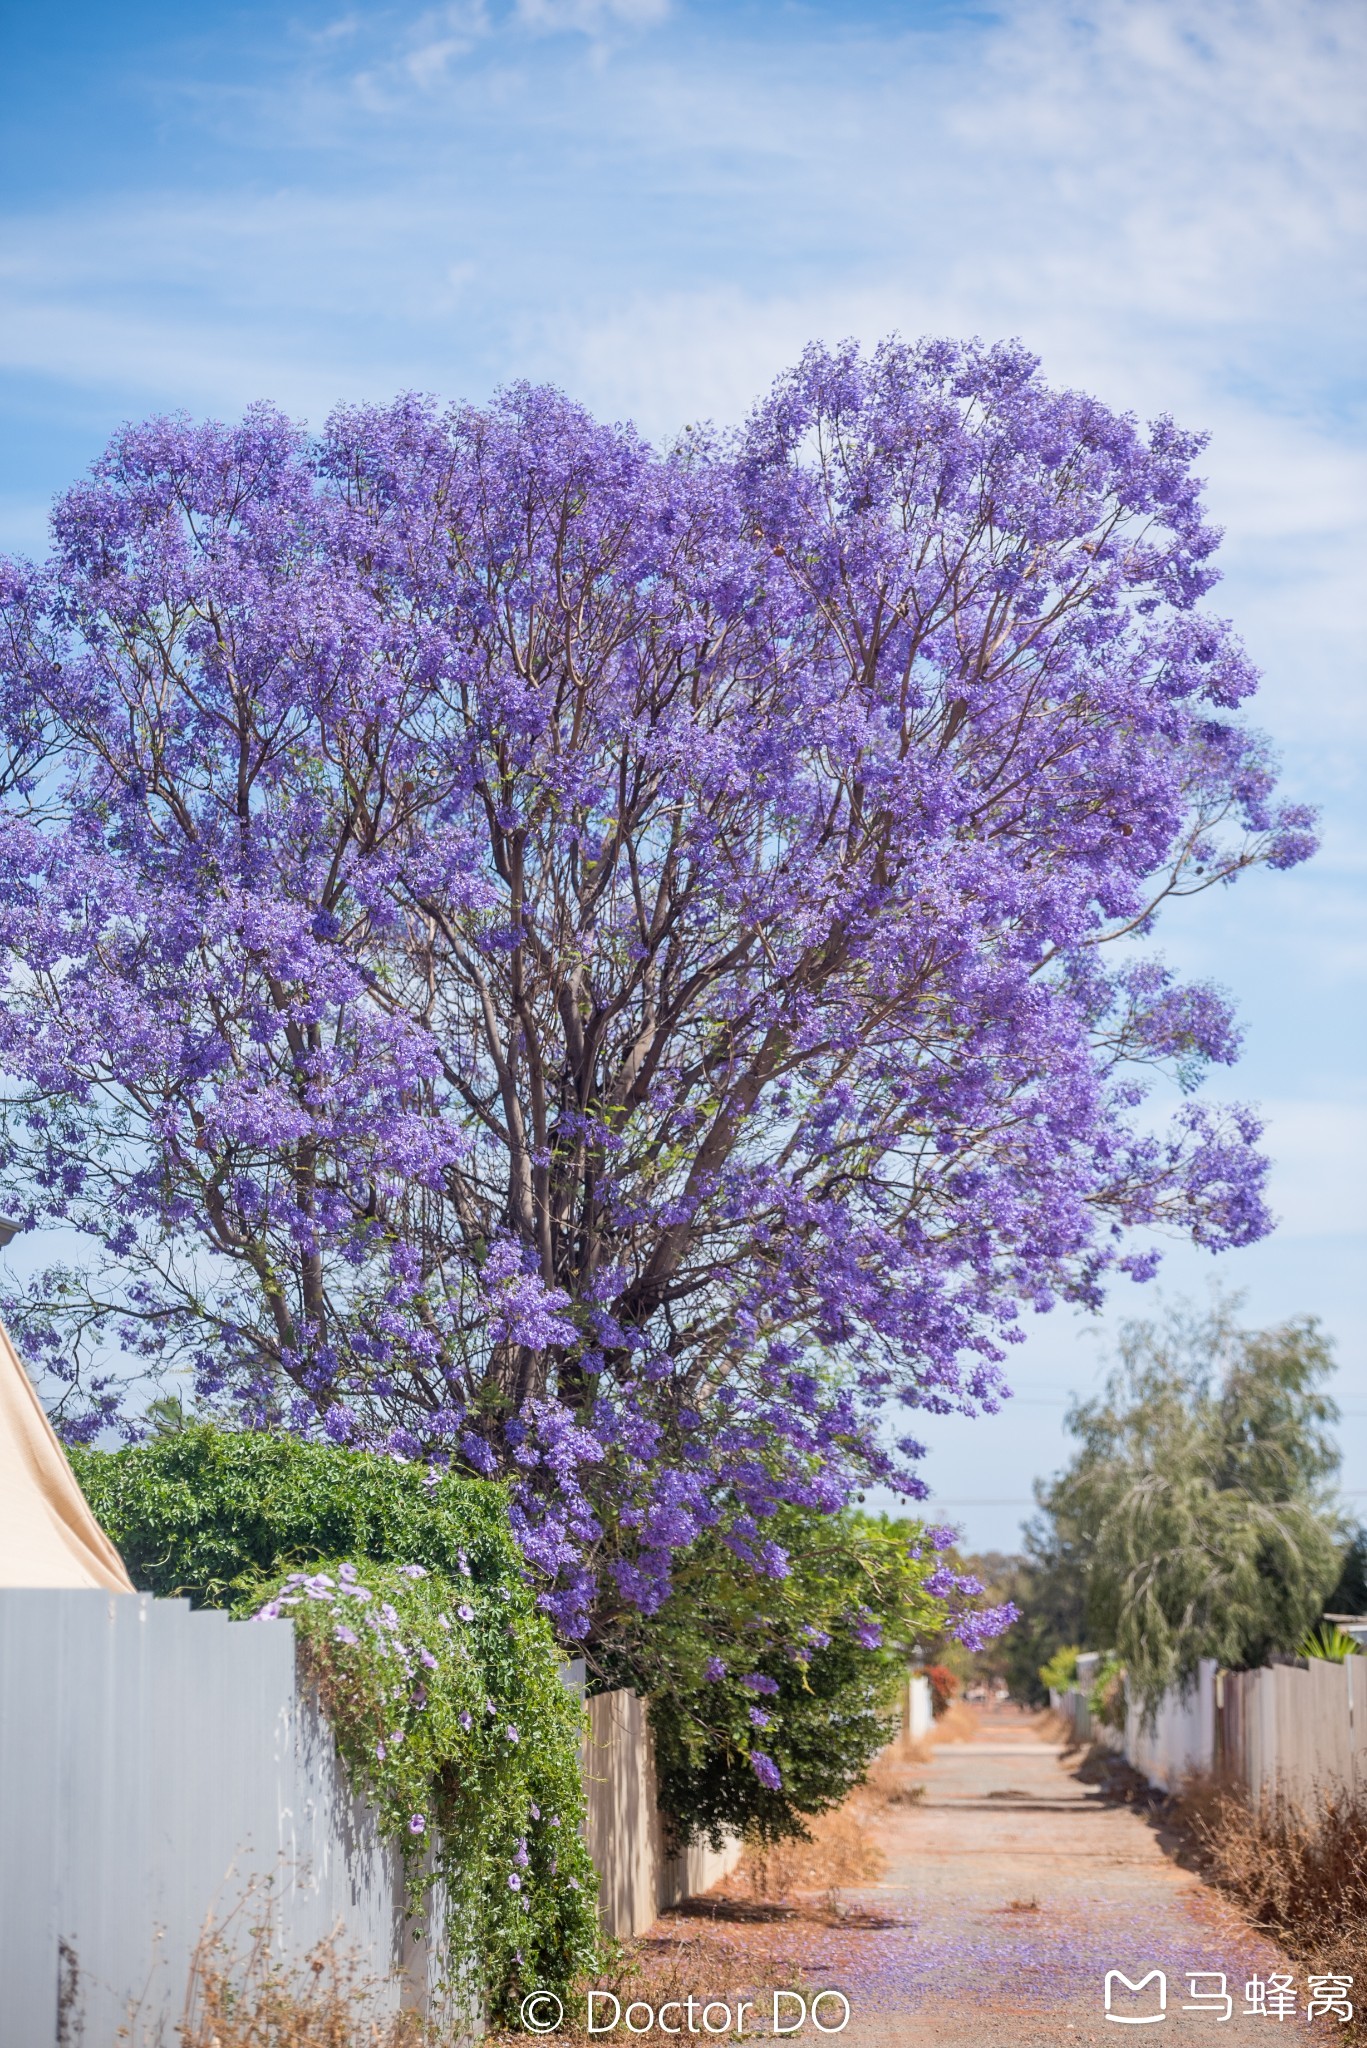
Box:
[251,1557,600,2021]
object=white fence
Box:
[0,1592,756,2042]
[582,1690,743,1938]
[1054,1651,1367,1812]
[0,1588,444,2048]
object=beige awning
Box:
[0,1319,134,1591]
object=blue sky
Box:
[2,0,1364,1550]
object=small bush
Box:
[1037,1644,1081,1694]
[1087,1655,1127,1731]
[606,1509,955,1849]
[925,1664,958,1717]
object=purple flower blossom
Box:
[508,1872,522,1892]
[748,1707,771,1728]
[741,1673,779,1696]
[514,1838,529,1867]
[0,346,1302,1646]
[458,1710,472,1733]
[333,1625,359,1647]
[399,1564,428,1580]
[749,1752,782,1790]
[457,1603,474,1623]
[704,1657,727,1681]
[505,1724,519,1744]
[408,1813,426,1835]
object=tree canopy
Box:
[1032,1300,1344,1715]
[0,337,1312,1637]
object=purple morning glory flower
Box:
[508,1872,522,1891]
[457,1603,475,1622]
[408,1813,426,1834]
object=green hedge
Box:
[70,1425,516,1606]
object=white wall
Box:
[0,1589,455,2048]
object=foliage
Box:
[71,1428,598,2017]
[605,1509,983,1846]
[925,1664,959,1717]
[0,341,1312,1641]
[1301,1623,1360,1664]
[1033,1299,1344,1718]
[1326,1530,1367,1618]
[998,1513,1093,1707]
[251,1560,598,2022]
[69,1425,526,1608]
[1037,1644,1081,1694]
[1086,1654,1128,1730]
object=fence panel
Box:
[580,1688,742,1937]
[0,1589,435,2048]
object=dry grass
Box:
[174,1915,429,2048]
[929,1699,980,1744]
[488,1937,805,2048]
[1172,1774,1367,2038]
[738,1802,888,1901]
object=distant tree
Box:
[0,340,1312,1641]
[1035,1299,1343,1717]
[969,1537,1090,1707]
[1324,1529,1367,1618]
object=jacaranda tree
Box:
[0,337,1313,1639]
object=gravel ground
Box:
[630,1706,1340,2047]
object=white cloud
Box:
[515,0,669,30]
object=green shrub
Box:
[1037,1644,1082,1694]
[1087,1654,1128,1730]
[601,1509,952,1848]
[70,1425,514,1605]
[1300,1622,1360,1664]
[72,1429,599,2019]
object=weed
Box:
[175,1917,429,2048]
[1172,1774,1367,2040]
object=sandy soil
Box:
[626,1705,1339,2046]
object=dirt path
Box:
[634,1706,1336,2046]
